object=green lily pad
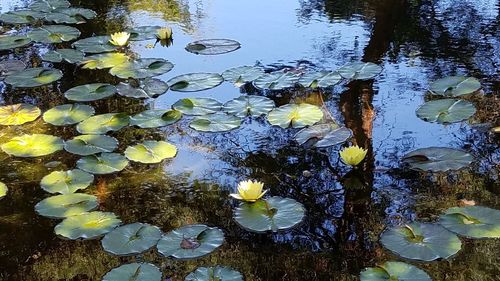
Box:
[0,60,26,78]
[81,53,130,69]
[380,222,462,261]
[360,261,431,281]
[299,71,342,88]
[126,26,162,41]
[110,58,174,79]
[172,98,222,116]
[167,73,223,92]
[429,76,481,97]
[130,110,181,128]
[185,266,244,281]
[337,62,382,80]
[0,182,7,200]
[40,169,94,194]
[233,196,305,233]
[439,206,500,239]
[5,67,63,88]
[43,104,95,126]
[64,135,118,156]
[30,0,71,12]
[64,83,117,102]
[102,263,162,281]
[55,211,121,240]
[77,153,129,175]
[0,35,31,51]
[0,10,43,24]
[42,49,85,63]
[190,113,242,132]
[124,141,177,164]
[27,25,81,44]
[72,36,117,53]
[253,71,300,90]
[416,99,476,124]
[267,103,323,128]
[44,8,97,24]
[101,223,162,256]
[76,113,129,134]
[185,39,240,55]
[222,65,265,87]
[116,78,169,99]
[157,224,224,260]
[0,103,41,125]
[35,193,98,218]
[1,134,63,157]
[402,147,473,172]
[294,124,352,148]
[223,95,275,118]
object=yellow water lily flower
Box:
[109,32,130,46]
[339,145,367,166]
[156,27,173,40]
[230,180,268,202]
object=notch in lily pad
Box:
[77,153,129,175]
[416,99,476,124]
[130,109,182,128]
[222,65,264,87]
[185,39,240,55]
[0,103,41,126]
[1,134,64,157]
[35,193,98,218]
[55,211,122,240]
[190,113,242,132]
[5,67,63,88]
[81,52,129,69]
[40,169,94,194]
[168,73,223,92]
[360,261,431,281]
[102,263,162,281]
[402,147,473,172]
[110,58,174,79]
[42,49,85,64]
[43,104,95,126]
[64,83,117,102]
[173,98,222,116]
[337,62,382,80]
[294,124,352,148]
[185,266,244,281]
[76,113,129,135]
[267,103,323,128]
[0,10,43,24]
[124,141,177,164]
[439,206,500,239]
[101,223,162,256]
[0,35,32,51]
[44,8,97,24]
[299,71,342,88]
[253,71,300,90]
[64,134,118,156]
[72,36,117,53]
[116,78,169,99]
[27,25,81,44]
[223,95,275,118]
[429,76,481,97]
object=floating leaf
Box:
[40,169,94,194]
[0,10,43,24]
[110,58,174,79]
[102,223,162,256]
[190,113,241,132]
[185,39,240,55]
[64,83,117,102]
[30,0,71,12]
[81,53,130,69]
[0,182,7,200]
[1,134,63,157]
[416,99,476,124]
[294,124,352,148]
[429,76,481,97]
[102,263,162,281]
[43,104,95,126]
[64,135,118,156]
[27,25,81,44]
[0,103,41,125]
[0,60,26,78]
[253,71,300,90]
[72,36,117,53]
[124,141,177,164]
[233,196,305,233]
[167,73,223,92]
[55,211,121,240]
[116,78,168,99]
[267,103,323,128]
[223,95,275,118]
[222,65,265,87]
[172,98,222,116]
[44,8,97,24]
[35,193,98,218]
[157,224,224,260]
[4,67,62,88]
[299,71,342,88]
[185,266,244,281]
[380,222,462,261]
[126,26,162,41]
[77,113,129,134]
[360,261,431,281]
[402,147,473,172]
[0,35,31,51]
[337,62,382,80]
[439,206,500,239]
[130,110,181,128]
[77,153,129,175]
[42,49,85,63]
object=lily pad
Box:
[81,53,130,69]
[40,169,94,194]
[429,76,481,97]
[30,0,71,12]
[157,224,224,260]
[124,141,177,164]
[77,153,129,174]
[402,147,473,172]
[185,266,244,281]
[126,26,162,41]
[102,223,162,256]
[337,62,382,80]
[439,206,500,239]
[0,10,43,24]
[1,134,63,157]
[35,193,98,218]
[222,65,265,87]
[360,261,431,281]
[172,98,222,116]
[42,49,85,63]
[102,263,162,281]
[253,71,300,90]
[27,25,81,44]
[223,95,275,118]
[167,73,223,92]
[0,182,7,200]
[294,124,352,148]
[0,35,31,51]
[0,103,41,125]
[379,222,462,261]
[0,60,26,78]
[44,8,97,24]
[64,83,117,102]
[190,113,242,132]
[185,39,240,55]
[5,67,63,88]
[299,71,342,88]
[64,135,118,156]
[76,113,129,134]
[267,103,323,128]
[416,99,476,124]
[110,58,174,79]
[72,36,117,53]
[130,110,181,128]
[233,196,305,233]
[116,78,169,99]
[43,104,95,126]
[55,211,122,240]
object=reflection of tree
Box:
[128,0,194,32]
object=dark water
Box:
[0,0,499,280]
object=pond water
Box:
[0,0,499,280]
